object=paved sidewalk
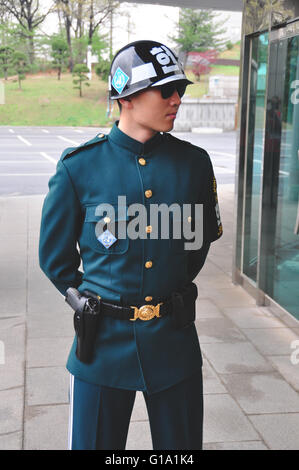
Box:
[0,183,299,450]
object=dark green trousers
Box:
[68,369,203,450]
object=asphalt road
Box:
[0,126,237,196]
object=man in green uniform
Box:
[39,40,223,450]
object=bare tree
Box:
[55,0,119,70]
[0,0,54,64]
[55,0,74,69]
[87,0,119,45]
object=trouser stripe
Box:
[68,374,74,450]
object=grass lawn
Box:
[218,42,241,61]
[0,54,240,125]
[0,72,119,126]
[185,65,240,99]
[184,43,240,100]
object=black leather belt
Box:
[84,283,198,322]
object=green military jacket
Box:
[39,122,222,394]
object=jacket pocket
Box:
[84,204,129,254]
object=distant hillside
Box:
[218,42,241,60]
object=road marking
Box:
[214,166,235,173]
[16,135,32,146]
[210,151,236,158]
[0,160,50,163]
[42,129,50,133]
[9,129,15,133]
[73,129,83,133]
[40,152,57,165]
[0,173,53,176]
[57,135,80,145]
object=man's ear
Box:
[118,96,132,109]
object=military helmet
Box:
[109,40,192,100]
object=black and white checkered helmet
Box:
[109,40,192,100]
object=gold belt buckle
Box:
[130,302,163,321]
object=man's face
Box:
[127,86,182,135]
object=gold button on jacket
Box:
[138,157,146,166]
[145,190,153,198]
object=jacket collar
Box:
[108,121,163,155]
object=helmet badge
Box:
[112,67,130,94]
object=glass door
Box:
[242,32,269,282]
[260,31,299,319]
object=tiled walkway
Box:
[0,183,298,449]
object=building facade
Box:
[233,0,299,321]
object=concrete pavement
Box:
[0,182,299,450]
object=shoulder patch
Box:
[61,133,107,160]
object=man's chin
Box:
[161,122,175,133]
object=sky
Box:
[111,3,242,51]
[43,2,242,55]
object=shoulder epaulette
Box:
[61,132,107,160]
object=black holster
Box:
[171,283,197,329]
[65,288,101,364]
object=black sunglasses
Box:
[159,82,187,99]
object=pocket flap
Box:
[85,204,129,223]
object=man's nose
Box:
[169,90,181,106]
